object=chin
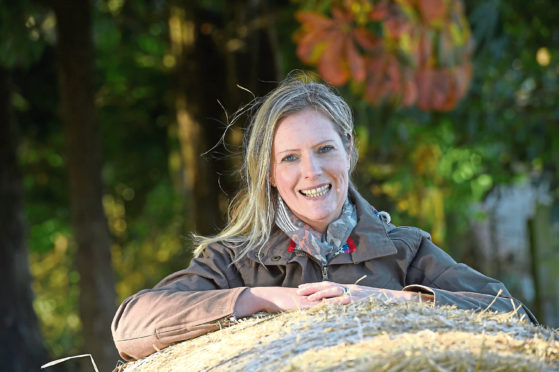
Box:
[302,211,336,226]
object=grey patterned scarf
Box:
[275,195,357,265]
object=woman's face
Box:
[271,109,351,233]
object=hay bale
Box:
[114,299,559,372]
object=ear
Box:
[269,171,276,187]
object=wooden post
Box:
[532,203,558,327]
[527,215,543,322]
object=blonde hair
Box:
[193,74,357,260]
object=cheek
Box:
[274,166,298,191]
[329,162,350,195]
[331,160,350,181]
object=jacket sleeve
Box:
[402,230,538,324]
[111,244,247,361]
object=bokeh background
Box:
[1,0,558,371]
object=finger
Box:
[323,295,352,305]
[296,281,335,295]
[295,299,318,310]
[308,286,346,301]
[298,281,333,289]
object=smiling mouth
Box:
[299,184,331,198]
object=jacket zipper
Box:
[322,265,328,281]
[291,237,355,282]
[295,250,329,281]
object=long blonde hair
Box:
[193,74,358,259]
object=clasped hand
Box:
[234,281,430,317]
[296,281,423,307]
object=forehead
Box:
[273,109,341,149]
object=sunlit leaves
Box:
[364,51,417,106]
[111,179,189,300]
[372,143,446,243]
[30,234,82,357]
[417,0,448,25]
[536,47,551,67]
[294,0,474,111]
[0,0,48,68]
[296,7,377,84]
[416,63,472,110]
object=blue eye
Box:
[281,154,297,162]
[319,145,334,153]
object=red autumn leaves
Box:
[296,8,378,85]
[295,0,474,111]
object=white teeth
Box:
[301,185,330,197]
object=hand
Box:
[234,283,433,318]
[296,281,433,305]
[235,286,320,317]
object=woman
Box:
[112,76,536,361]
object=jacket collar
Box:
[244,185,397,265]
[245,229,294,265]
[345,185,397,263]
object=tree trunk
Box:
[167,0,281,237]
[168,2,229,236]
[52,1,118,370]
[0,67,48,371]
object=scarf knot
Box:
[275,195,357,265]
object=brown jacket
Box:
[112,189,536,361]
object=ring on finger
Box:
[341,286,351,296]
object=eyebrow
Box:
[276,139,337,154]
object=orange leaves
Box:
[296,8,379,85]
[364,52,417,106]
[294,0,474,112]
[346,36,366,82]
[418,0,448,25]
[415,63,472,110]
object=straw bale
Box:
[114,299,559,372]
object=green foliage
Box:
[92,2,192,299]
[31,236,81,358]
[0,1,50,68]
[112,179,191,300]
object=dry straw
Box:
[115,299,559,372]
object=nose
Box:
[301,152,322,179]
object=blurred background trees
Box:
[0,0,557,370]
